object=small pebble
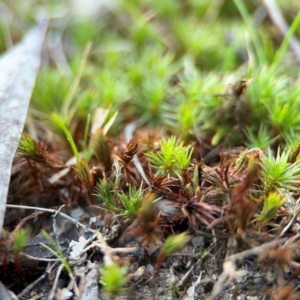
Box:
[168,272,179,284]
[146,264,154,275]
[60,288,73,300]
[236,276,246,283]
[253,277,261,283]
[133,266,145,282]
[212,274,218,281]
[192,236,205,249]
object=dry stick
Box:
[280,204,300,237]
[177,250,208,287]
[7,204,140,257]
[7,205,82,297]
[177,264,196,287]
[52,205,65,250]
[48,264,64,300]
[69,272,80,297]
[6,204,87,229]
[194,230,226,239]
[49,205,82,297]
[280,214,297,237]
[20,252,59,262]
[170,253,208,258]
[7,206,142,297]
[209,235,299,300]
[185,271,203,299]
[283,233,300,247]
[17,262,58,298]
[263,0,300,63]
[211,228,217,250]
[82,239,138,256]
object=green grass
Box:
[52,113,79,158]
[146,136,193,177]
[256,192,286,228]
[260,149,300,193]
[8,0,297,152]
[40,230,72,275]
[9,0,300,231]
[95,179,144,222]
[100,262,129,299]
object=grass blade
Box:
[234,0,266,65]
[272,10,300,70]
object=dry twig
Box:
[209,235,300,299]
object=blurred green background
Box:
[1,0,300,152]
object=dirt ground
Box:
[2,204,297,300]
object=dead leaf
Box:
[0,16,47,235]
[0,281,16,300]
